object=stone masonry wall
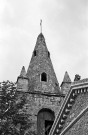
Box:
[61,83,71,95]
[17,78,28,92]
[62,92,88,131]
[16,91,64,135]
[64,110,88,135]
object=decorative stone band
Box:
[16,90,65,97]
[49,79,88,135]
[59,106,88,135]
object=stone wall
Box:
[61,83,71,95]
[17,78,28,92]
[63,110,88,135]
[16,91,64,135]
[62,92,88,131]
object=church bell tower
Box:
[16,24,65,135]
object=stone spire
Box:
[19,66,27,78]
[62,71,71,84]
[27,33,60,94]
[17,66,28,92]
[61,71,71,95]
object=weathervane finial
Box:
[40,19,42,33]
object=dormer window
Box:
[41,72,47,82]
[48,51,50,58]
[34,50,36,56]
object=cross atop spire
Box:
[40,19,42,33]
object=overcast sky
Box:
[0,0,88,84]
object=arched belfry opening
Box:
[41,72,47,82]
[37,108,55,135]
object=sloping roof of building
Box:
[49,78,88,135]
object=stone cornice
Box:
[16,90,65,97]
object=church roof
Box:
[37,33,45,42]
[34,32,48,51]
[27,32,61,94]
[49,78,88,135]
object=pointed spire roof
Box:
[36,32,46,47]
[27,32,60,94]
[62,71,71,83]
[37,32,44,39]
[19,66,27,78]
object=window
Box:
[48,51,50,58]
[41,72,47,82]
[34,50,36,56]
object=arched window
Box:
[41,72,47,82]
[34,50,36,56]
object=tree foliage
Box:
[0,80,29,135]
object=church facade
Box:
[16,32,71,135]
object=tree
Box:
[0,80,29,135]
